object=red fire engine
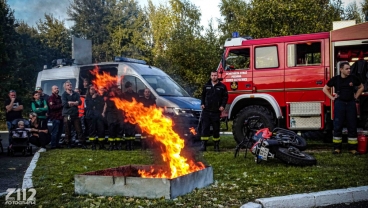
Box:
[218,21,368,143]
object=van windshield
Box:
[142,75,190,97]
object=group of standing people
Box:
[4,79,157,151]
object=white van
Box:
[35,57,202,140]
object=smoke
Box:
[8,0,73,28]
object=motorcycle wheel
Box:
[275,147,316,166]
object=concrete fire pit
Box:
[74,165,213,199]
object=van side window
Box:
[255,46,279,69]
[121,76,146,95]
[226,48,250,70]
[287,42,321,67]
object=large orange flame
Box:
[91,67,205,179]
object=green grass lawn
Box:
[2,136,368,208]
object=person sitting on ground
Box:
[29,112,50,149]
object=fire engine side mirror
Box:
[221,52,226,70]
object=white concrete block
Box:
[347,186,368,202]
[314,189,354,207]
[256,193,315,208]
[240,202,262,208]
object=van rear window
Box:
[40,79,77,95]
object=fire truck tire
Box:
[275,147,317,166]
[232,105,276,144]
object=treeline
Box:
[1,0,368,115]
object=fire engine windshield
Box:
[142,75,190,97]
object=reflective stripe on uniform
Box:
[333,137,342,143]
[213,137,220,141]
[141,136,147,139]
[201,137,209,141]
[115,138,121,141]
[89,137,96,141]
[108,138,115,142]
[348,137,358,145]
[98,138,105,141]
[126,137,135,140]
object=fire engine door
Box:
[221,47,253,103]
[252,45,285,104]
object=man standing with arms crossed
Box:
[4,90,23,145]
[323,62,364,155]
[200,71,228,152]
[61,81,86,148]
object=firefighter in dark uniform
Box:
[200,71,228,151]
[85,86,105,150]
[323,62,364,155]
[103,87,124,151]
[138,88,156,150]
[122,81,139,150]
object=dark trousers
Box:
[50,119,63,147]
[124,122,136,137]
[86,116,105,138]
[201,110,221,138]
[29,133,51,147]
[333,100,357,138]
[107,114,121,138]
[63,116,84,144]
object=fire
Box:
[189,127,197,135]
[92,67,205,179]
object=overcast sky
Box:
[7,0,364,29]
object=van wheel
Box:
[232,105,276,144]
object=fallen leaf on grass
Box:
[243,172,248,177]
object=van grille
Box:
[192,110,202,119]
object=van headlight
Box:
[173,108,194,117]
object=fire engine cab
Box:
[218,21,368,143]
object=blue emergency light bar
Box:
[114,57,147,65]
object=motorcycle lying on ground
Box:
[234,116,317,166]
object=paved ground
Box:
[0,132,37,193]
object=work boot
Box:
[78,142,87,149]
[200,141,207,151]
[116,141,122,150]
[214,141,220,152]
[108,142,115,151]
[91,142,96,150]
[332,143,342,155]
[348,144,359,155]
[98,140,106,150]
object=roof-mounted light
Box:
[114,57,147,65]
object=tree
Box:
[37,14,72,59]
[344,2,362,23]
[219,0,344,39]
[362,0,368,22]
[106,0,151,62]
[68,0,110,62]
[0,0,20,96]
[146,0,222,96]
